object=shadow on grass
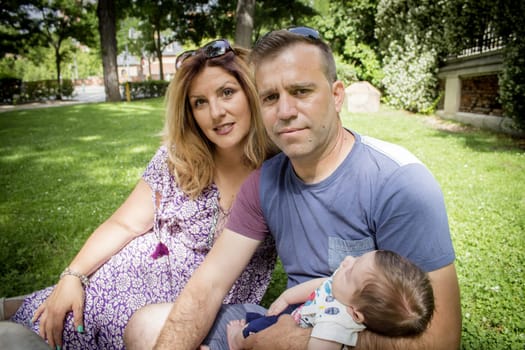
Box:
[422,116,525,153]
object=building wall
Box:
[460,75,502,116]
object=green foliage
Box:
[343,42,383,89]
[122,80,169,100]
[10,79,76,103]
[1,1,98,98]
[334,55,358,86]
[442,0,495,55]
[0,0,42,57]
[252,0,318,42]
[494,0,525,132]
[314,0,382,87]
[376,0,446,114]
[499,40,525,131]
[0,77,22,103]
[381,34,439,113]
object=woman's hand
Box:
[32,275,85,349]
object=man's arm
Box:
[356,263,462,349]
[243,314,311,350]
[268,278,326,315]
[244,263,461,350]
[153,229,261,350]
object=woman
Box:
[7,39,278,350]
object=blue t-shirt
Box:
[228,131,455,288]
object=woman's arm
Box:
[33,179,155,349]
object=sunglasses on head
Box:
[286,26,321,40]
[254,26,322,48]
[176,39,233,70]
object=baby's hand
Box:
[267,297,289,316]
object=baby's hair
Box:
[352,250,435,337]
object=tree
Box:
[29,0,97,99]
[97,0,121,102]
[0,0,41,58]
[129,0,214,81]
[313,0,382,87]
[235,0,255,48]
[252,0,317,42]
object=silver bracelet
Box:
[60,267,90,288]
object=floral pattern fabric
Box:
[12,147,276,349]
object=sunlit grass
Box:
[1,101,523,349]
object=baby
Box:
[227,250,435,350]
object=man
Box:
[125,27,461,350]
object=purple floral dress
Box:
[12,147,277,349]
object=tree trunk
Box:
[235,0,255,48]
[97,0,121,102]
[155,29,164,81]
[55,45,62,100]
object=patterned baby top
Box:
[292,277,365,346]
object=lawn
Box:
[1,99,524,349]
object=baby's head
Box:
[332,250,435,337]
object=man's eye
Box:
[294,88,309,96]
[262,93,278,105]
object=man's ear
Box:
[347,305,365,324]
[332,80,345,113]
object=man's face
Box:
[255,43,344,162]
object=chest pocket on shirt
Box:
[328,236,376,273]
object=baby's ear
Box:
[347,305,365,324]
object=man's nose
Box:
[276,94,297,120]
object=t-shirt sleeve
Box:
[226,169,269,241]
[311,319,365,346]
[142,146,169,193]
[374,163,455,272]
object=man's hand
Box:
[242,314,310,350]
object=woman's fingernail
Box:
[77,325,84,333]
[56,346,61,350]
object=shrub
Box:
[0,77,22,104]
[343,42,384,89]
[499,38,525,131]
[61,79,75,99]
[381,35,439,113]
[334,55,358,86]
[121,80,169,101]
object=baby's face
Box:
[332,251,376,306]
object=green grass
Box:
[1,100,524,349]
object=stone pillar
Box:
[443,76,461,115]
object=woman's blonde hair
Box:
[163,46,276,198]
